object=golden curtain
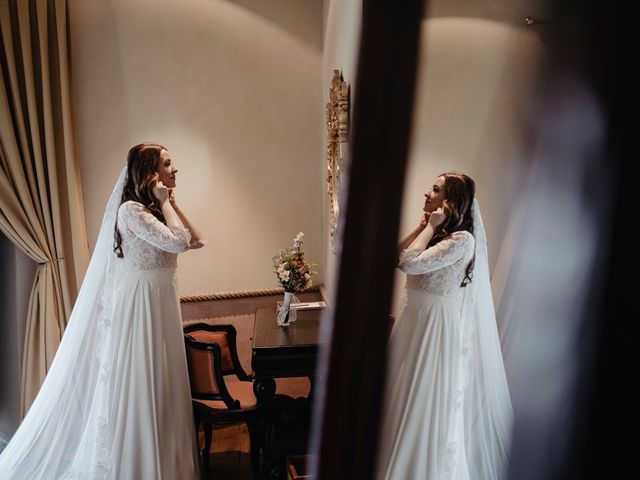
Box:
[0,0,89,416]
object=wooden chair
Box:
[183,323,261,478]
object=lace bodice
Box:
[116,200,193,271]
[398,231,475,297]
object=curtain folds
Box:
[0,0,88,416]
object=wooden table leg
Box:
[253,378,277,478]
[253,377,276,403]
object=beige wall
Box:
[393,16,543,313]
[69,0,323,294]
[321,0,362,302]
[68,0,541,301]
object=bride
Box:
[0,143,205,479]
[376,172,512,479]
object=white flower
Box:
[294,232,304,244]
[279,270,290,282]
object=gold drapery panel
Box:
[0,0,89,416]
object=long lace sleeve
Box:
[398,231,474,275]
[120,201,192,253]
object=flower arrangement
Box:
[273,232,318,293]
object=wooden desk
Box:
[251,306,321,401]
[251,306,323,478]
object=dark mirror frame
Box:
[311,1,428,479]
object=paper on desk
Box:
[289,301,326,310]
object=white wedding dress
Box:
[0,167,200,479]
[377,201,512,480]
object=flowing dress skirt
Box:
[0,266,200,480]
[102,266,200,479]
[377,288,468,480]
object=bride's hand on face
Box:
[152,180,169,203]
[428,203,447,228]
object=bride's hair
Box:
[428,172,476,285]
[114,143,167,257]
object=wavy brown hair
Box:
[114,143,167,257]
[428,172,476,285]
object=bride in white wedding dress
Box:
[376,173,512,480]
[0,143,205,479]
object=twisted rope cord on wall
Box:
[180,286,320,303]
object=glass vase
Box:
[277,291,299,326]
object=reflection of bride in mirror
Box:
[377,172,512,479]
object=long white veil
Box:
[461,199,513,478]
[0,166,127,479]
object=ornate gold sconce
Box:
[326,69,350,254]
